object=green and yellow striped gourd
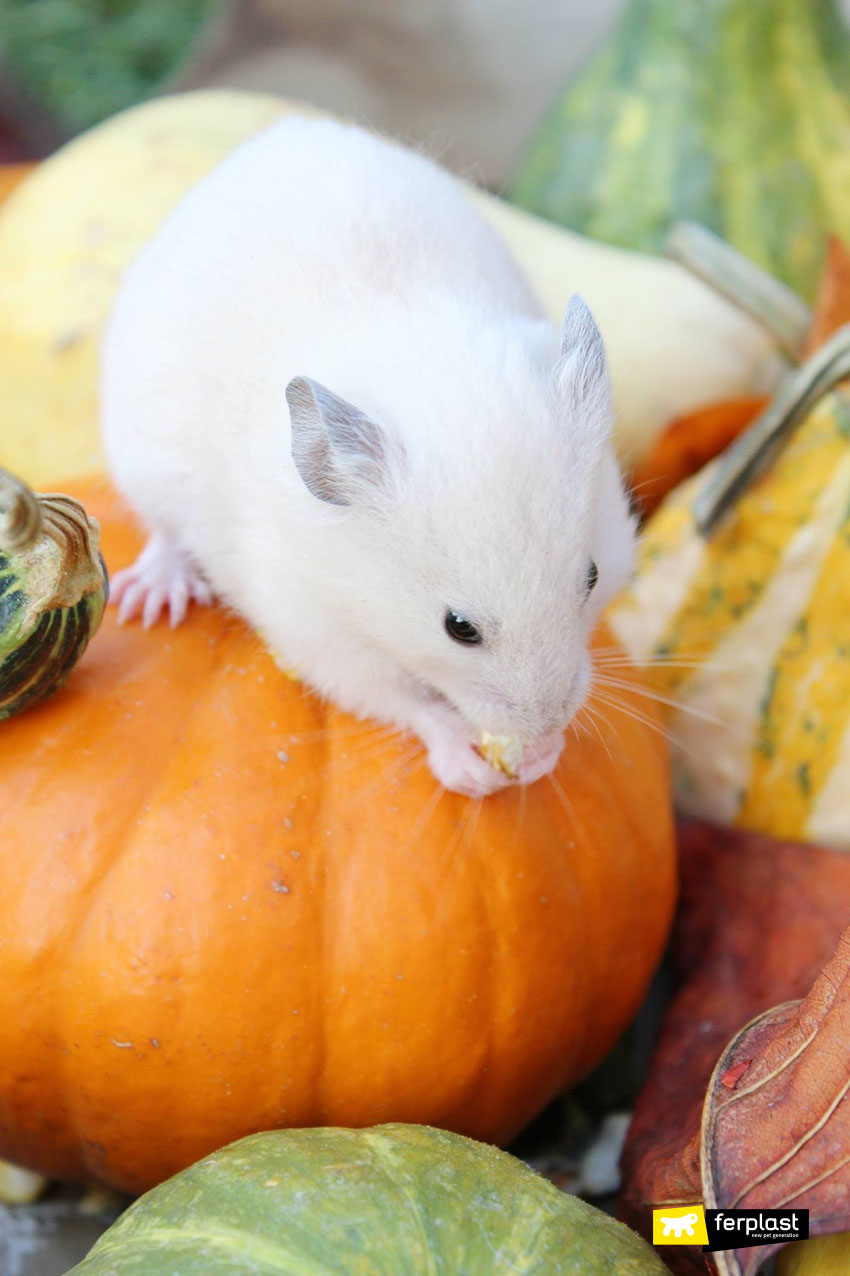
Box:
[512,0,850,300]
[607,329,850,848]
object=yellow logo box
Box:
[652,1205,709,1246]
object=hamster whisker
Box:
[332,732,420,787]
[591,649,719,671]
[545,772,594,855]
[627,477,666,497]
[589,691,678,746]
[456,793,485,865]
[509,779,528,850]
[591,673,745,738]
[398,777,447,857]
[283,720,401,746]
[592,657,712,670]
[590,690,709,764]
[338,737,426,803]
[574,704,614,762]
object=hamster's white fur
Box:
[102,116,634,796]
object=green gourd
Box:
[70,1125,671,1275]
[511,0,850,300]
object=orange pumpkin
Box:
[0,479,675,1193]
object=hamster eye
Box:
[586,560,599,595]
[445,610,482,645]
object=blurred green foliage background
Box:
[0,0,214,135]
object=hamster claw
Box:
[110,532,212,628]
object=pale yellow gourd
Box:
[777,1234,850,1276]
[0,90,784,488]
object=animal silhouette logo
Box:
[652,1205,709,1246]
[660,1212,699,1237]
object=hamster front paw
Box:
[411,708,511,797]
[110,531,213,628]
[426,730,514,797]
[415,709,565,797]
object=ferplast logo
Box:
[652,1205,709,1245]
[652,1205,809,1252]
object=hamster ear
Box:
[555,295,611,430]
[286,376,392,506]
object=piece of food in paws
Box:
[476,731,523,779]
[0,468,107,720]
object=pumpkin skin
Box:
[608,384,850,850]
[70,1125,671,1275]
[0,478,674,1194]
[511,0,850,300]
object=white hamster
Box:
[101,115,635,797]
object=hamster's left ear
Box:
[555,295,612,430]
[286,376,400,506]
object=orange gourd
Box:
[0,479,675,1193]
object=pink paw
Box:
[425,731,513,798]
[110,533,213,628]
[516,730,565,786]
[424,724,565,797]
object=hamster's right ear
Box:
[555,295,611,433]
[286,376,399,506]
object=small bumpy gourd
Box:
[0,468,107,719]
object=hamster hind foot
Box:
[110,530,213,628]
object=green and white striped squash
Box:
[511,0,850,300]
[0,470,107,720]
[70,1125,670,1275]
[607,355,850,850]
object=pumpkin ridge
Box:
[310,697,331,1125]
[465,797,498,1130]
[544,765,608,1080]
[54,620,252,1181]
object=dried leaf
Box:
[805,237,850,355]
[702,927,850,1276]
[630,398,766,518]
[620,822,850,1275]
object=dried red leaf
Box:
[620,822,850,1275]
[702,927,850,1276]
[805,236,850,354]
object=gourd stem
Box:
[694,325,850,537]
[667,222,813,363]
[0,467,42,552]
